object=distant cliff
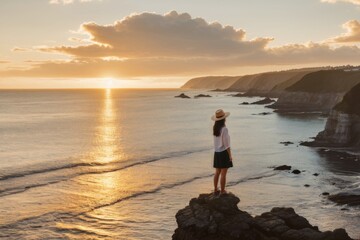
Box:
[269,70,360,113]
[173,193,353,240]
[181,76,239,90]
[303,83,360,148]
[228,70,314,97]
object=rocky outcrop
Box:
[175,93,191,98]
[302,83,360,147]
[328,192,360,206]
[194,94,212,98]
[268,92,344,113]
[173,193,353,240]
[251,97,275,105]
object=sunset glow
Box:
[1,0,360,88]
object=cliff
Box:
[173,193,353,240]
[268,92,344,113]
[302,83,360,147]
[269,70,360,113]
[181,76,239,90]
[286,70,360,93]
[180,68,321,95]
[233,70,314,97]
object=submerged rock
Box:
[280,141,294,146]
[251,97,275,105]
[252,112,272,116]
[175,93,191,99]
[173,193,353,240]
[292,169,301,174]
[194,94,212,98]
[274,165,292,171]
[328,193,360,206]
[232,92,246,97]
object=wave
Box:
[227,170,278,187]
[0,169,279,231]
[0,172,213,229]
[0,148,211,198]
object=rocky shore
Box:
[173,193,354,240]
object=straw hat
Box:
[211,109,230,121]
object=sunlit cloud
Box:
[321,0,360,5]
[0,61,9,64]
[327,20,360,43]
[41,11,272,58]
[11,47,31,52]
[2,11,360,78]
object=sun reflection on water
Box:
[96,88,118,164]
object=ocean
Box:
[0,89,359,239]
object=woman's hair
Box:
[213,119,225,137]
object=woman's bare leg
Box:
[214,168,221,192]
[220,168,228,193]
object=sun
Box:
[104,78,114,89]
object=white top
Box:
[214,127,231,152]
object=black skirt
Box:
[213,150,233,168]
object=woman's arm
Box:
[222,127,232,161]
[226,147,232,161]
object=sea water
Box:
[0,89,359,239]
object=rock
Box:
[240,101,250,105]
[232,92,245,97]
[194,94,212,98]
[280,141,294,146]
[328,193,360,206]
[175,93,191,98]
[322,192,330,196]
[292,169,301,174]
[313,173,319,176]
[173,193,354,240]
[304,184,310,187]
[252,112,272,116]
[251,97,275,105]
[274,165,292,171]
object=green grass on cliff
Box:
[286,70,360,93]
[334,82,360,116]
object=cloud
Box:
[49,0,100,5]
[41,11,272,58]
[321,0,360,5]
[0,61,9,64]
[328,20,360,43]
[12,47,31,52]
[2,11,360,78]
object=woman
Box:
[211,109,233,195]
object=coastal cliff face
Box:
[310,111,360,147]
[172,193,353,240]
[180,68,321,95]
[269,70,360,113]
[304,83,360,147]
[267,92,344,113]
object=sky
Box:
[0,0,360,88]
